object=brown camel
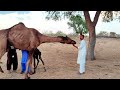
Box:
[0,22,76,79]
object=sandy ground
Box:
[0,36,120,79]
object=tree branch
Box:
[84,11,92,23]
[93,11,101,27]
[83,11,92,31]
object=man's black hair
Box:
[81,34,84,38]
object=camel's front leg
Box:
[24,51,34,79]
[33,57,36,74]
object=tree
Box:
[45,11,120,60]
[55,31,66,36]
[83,11,101,60]
[101,11,120,22]
[67,15,88,34]
[101,11,120,38]
[97,31,109,37]
[110,32,116,38]
[46,11,101,60]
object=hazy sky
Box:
[0,11,120,34]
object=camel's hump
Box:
[10,22,27,30]
[18,22,25,25]
[14,22,26,27]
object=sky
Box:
[0,11,120,35]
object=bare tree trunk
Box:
[84,11,101,60]
[87,26,96,60]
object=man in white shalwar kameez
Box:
[73,34,86,74]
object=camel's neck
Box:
[39,34,62,43]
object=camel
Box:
[0,22,76,79]
[33,48,46,73]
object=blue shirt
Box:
[21,50,28,63]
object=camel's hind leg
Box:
[39,57,46,72]
[0,67,4,73]
[35,58,39,69]
[33,57,36,74]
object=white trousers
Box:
[79,63,85,73]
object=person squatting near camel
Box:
[6,44,18,73]
[20,50,30,74]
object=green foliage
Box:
[67,15,88,34]
[45,11,82,21]
[42,30,66,36]
[101,11,113,22]
[97,31,109,37]
[101,11,120,22]
[45,11,86,34]
[55,31,66,36]
[42,31,55,36]
[97,31,119,38]
[46,11,62,21]
[46,11,120,23]
[110,32,116,37]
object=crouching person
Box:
[7,45,18,73]
[20,50,31,74]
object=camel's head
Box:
[58,36,76,44]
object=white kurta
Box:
[77,40,86,65]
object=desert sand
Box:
[0,36,120,79]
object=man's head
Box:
[80,34,84,40]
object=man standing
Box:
[73,34,87,74]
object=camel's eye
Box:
[63,37,68,41]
